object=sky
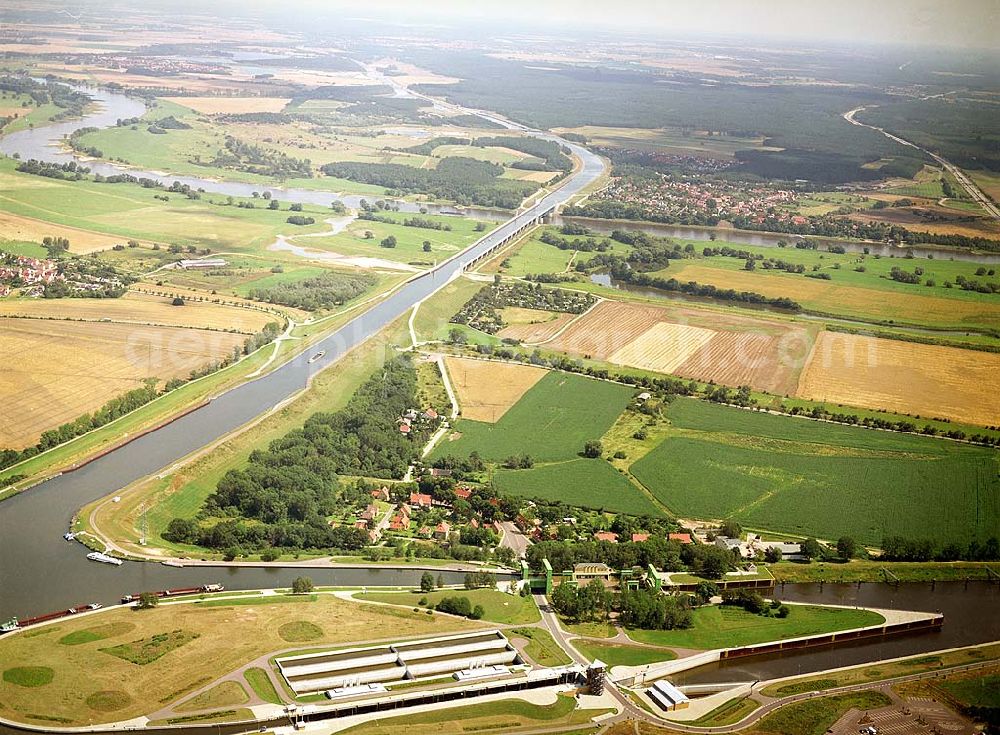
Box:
[309,0,1000,49]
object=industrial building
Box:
[275,630,523,696]
[648,679,690,711]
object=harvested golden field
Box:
[0,595,477,726]
[547,299,813,394]
[608,321,715,373]
[0,318,246,449]
[797,331,1000,426]
[497,307,575,343]
[0,291,276,333]
[670,263,1000,330]
[163,96,291,114]
[0,211,133,253]
[444,356,546,423]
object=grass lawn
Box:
[174,681,249,713]
[630,398,1000,544]
[507,627,573,667]
[750,691,891,735]
[760,643,1000,698]
[624,604,884,650]
[337,693,609,735]
[571,640,676,668]
[0,595,480,726]
[432,371,634,463]
[244,667,282,705]
[940,672,1000,707]
[770,560,1000,584]
[685,696,760,727]
[495,458,663,517]
[355,589,540,625]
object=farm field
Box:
[495,307,575,343]
[625,604,884,650]
[0,210,133,253]
[443,356,546,423]
[432,370,635,463]
[546,299,816,395]
[629,398,1000,544]
[550,125,770,158]
[798,331,1000,427]
[495,457,663,517]
[0,595,479,726]
[666,259,1000,331]
[162,96,291,114]
[482,228,632,277]
[411,275,492,344]
[0,291,278,333]
[0,318,248,449]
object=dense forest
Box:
[320,157,538,209]
[247,271,375,311]
[164,357,432,551]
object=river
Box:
[0,83,600,623]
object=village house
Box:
[631,533,650,543]
[594,531,619,543]
[409,492,433,509]
[668,533,693,545]
[454,486,473,500]
[715,535,750,557]
[360,504,379,522]
[370,487,390,502]
[434,521,451,540]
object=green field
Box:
[630,398,1000,543]
[432,371,634,463]
[506,627,574,667]
[940,672,1000,708]
[751,691,892,735]
[355,589,540,625]
[625,604,884,650]
[302,212,489,265]
[495,458,663,516]
[0,158,336,251]
[571,640,676,668]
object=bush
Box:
[292,576,314,594]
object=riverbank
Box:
[771,560,1000,584]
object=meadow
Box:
[0,159,336,252]
[629,398,1000,544]
[494,458,663,517]
[432,371,634,463]
[625,604,884,650]
[355,588,540,625]
[0,596,478,726]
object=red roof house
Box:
[631,533,650,543]
[594,531,619,543]
[409,492,432,508]
[669,533,693,545]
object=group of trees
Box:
[15,158,89,181]
[207,135,312,179]
[881,535,1000,562]
[163,357,430,552]
[320,157,537,209]
[247,271,375,311]
[552,578,613,622]
[526,537,735,580]
[450,280,597,334]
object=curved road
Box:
[844,105,1000,220]
[0,83,605,623]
